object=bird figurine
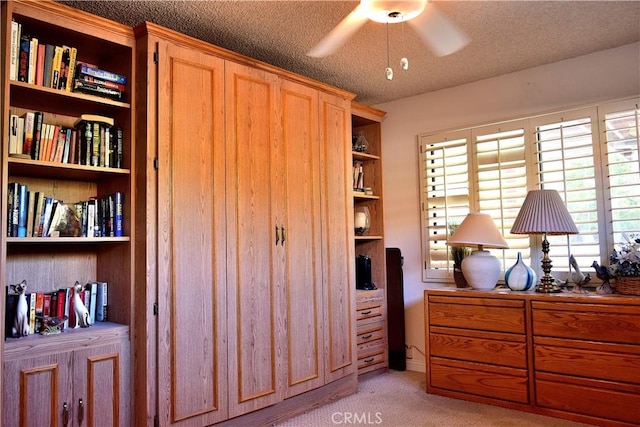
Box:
[592,260,613,295]
[569,255,591,293]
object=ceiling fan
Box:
[307,0,469,70]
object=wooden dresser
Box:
[424,289,640,427]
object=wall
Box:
[375,42,640,372]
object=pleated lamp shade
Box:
[511,190,578,235]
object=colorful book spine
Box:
[18,33,29,82]
[76,63,126,85]
[22,111,34,156]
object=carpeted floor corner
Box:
[277,370,590,426]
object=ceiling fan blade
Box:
[408,3,469,57]
[307,4,369,58]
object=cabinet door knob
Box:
[78,398,84,425]
[62,402,69,427]
[280,226,286,245]
[275,225,280,246]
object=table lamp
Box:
[448,213,509,290]
[510,189,579,293]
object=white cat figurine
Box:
[11,280,30,338]
[73,282,91,328]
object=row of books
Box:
[9,20,127,101]
[353,160,365,191]
[8,112,123,169]
[4,281,108,338]
[7,182,123,239]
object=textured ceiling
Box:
[58,1,640,105]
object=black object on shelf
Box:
[356,254,376,290]
[386,247,406,370]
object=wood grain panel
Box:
[430,361,529,404]
[225,61,281,417]
[280,80,323,397]
[534,343,640,384]
[536,379,640,425]
[319,92,355,383]
[430,333,527,369]
[429,300,525,334]
[2,353,73,427]
[74,340,130,427]
[532,305,640,344]
[156,37,227,425]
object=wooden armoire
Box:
[134,22,357,426]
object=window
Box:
[419,98,640,283]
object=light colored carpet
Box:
[277,370,589,426]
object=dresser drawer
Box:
[534,337,640,384]
[356,303,383,322]
[428,296,525,334]
[536,375,640,425]
[430,328,527,369]
[430,358,529,404]
[358,343,386,370]
[357,322,385,345]
[532,301,640,344]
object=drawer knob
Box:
[364,357,374,363]
[360,310,372,315]
[361,333,373,339]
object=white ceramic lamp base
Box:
[461,250,501,290]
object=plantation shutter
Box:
[600,99,640,245]
[472,122,529,272]
[419,130,470,280]
[530,107,601,271]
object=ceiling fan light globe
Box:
[386,67,394,80]
[361,0,427,23]
[401,57,409,70]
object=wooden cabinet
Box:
[352,103,388,376]
[424,289,640,426]
[135,22,356,426]
[3,324,130,426]
[1,0,135,423]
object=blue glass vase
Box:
[505,252,536,291]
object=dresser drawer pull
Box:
[360,310,372,315]
[361,333,373,339]
[364,357,375,363]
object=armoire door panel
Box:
[156,38,228,426]
[225,61,283,417]
[319,93,356,383]
[280,80,324,397]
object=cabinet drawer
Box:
[357,322,385,345]
[430,331,527,369]
[428,296,525,334]
[356,303,383,322]
[430,359,529,404]
[358,346,386,369]
[532,302,640,344]
[536,377,640,425]
[534,339,640,384]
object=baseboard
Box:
[405,359,426,373]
